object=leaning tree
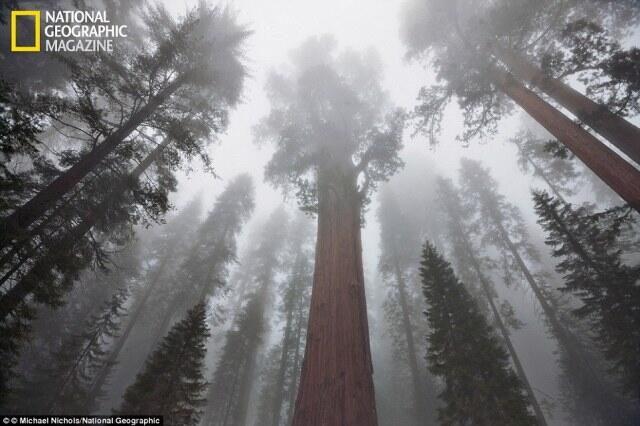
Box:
[0,2,249,256]
[400,0,640,211]
[257,36,405,424]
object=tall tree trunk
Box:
[513,143,568,204]
[0,75,187,251]
[0,139,171,321]
[466,249,548,426]
[492,69,640,212]
[85,249,173,408]
[292,167,377,425]
[232,283,269,426]
[496,47,640,165]
[233,337,261,426]
[271,279,298,426]
[392,259,427,423]
[286,300,305,425]
[490,213,634,423]
[149,247,224,346]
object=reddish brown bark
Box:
[493,69,640,212]
[292,167,377,425]
[497,48,640,165]
[0,75,187,251]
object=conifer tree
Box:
[96,177,254,407]
[377,186,437,424]
[87,194,205,402]
[450,164,637,422]
[512,130,581,203]
[258,36,404,424]
[116,302,209,425]
[202,208,288,426]
[1,235,143,407]
[150,174,255,340]
[401,0,640,210]
[420,241,537,426]
[0,3,249,250]
[5,284,129,414]
[533,190,640,399]
[253,214,314,426]
[205,293,266,426]
[435,177,547,425]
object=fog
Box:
[1,0,639,425]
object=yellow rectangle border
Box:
[11,10,40,52]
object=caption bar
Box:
[0,416,162,425]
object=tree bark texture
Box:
[497,47,640,166]
[292,168,377,426]
[493,69,640,212]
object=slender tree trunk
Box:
[490,214,635,422]
[271,280,298,426]
[85,249,173,408]
[0,75,186,250]
[0,140,171,321]
[496,47,640,165]
[542,200,603,274]
[292,167,377,425]
[466,250,548,426]
[513,143,568,203]
[392,259,427,423]
[286,301,305,425]
[233,283,269,426]
[150,248,224,346]
[233,337,261,426]
[492,68,640,212]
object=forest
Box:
[0,0,639,425]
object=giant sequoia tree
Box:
[400,0,640,210]
[420,242,537,425]
[257,36,404,424]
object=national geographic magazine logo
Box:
[10,9,128,53]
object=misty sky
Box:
[147,3,639,423]
[163,0,536,269]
